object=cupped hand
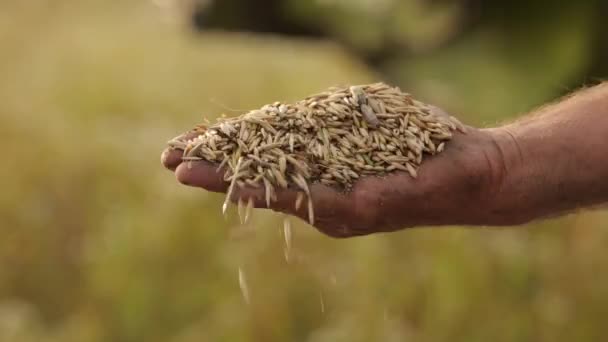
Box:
[161,118,512,238]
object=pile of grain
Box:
[167,82,464,224]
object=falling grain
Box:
[238,267,250,305]
[223,157,242,217]
[244,197,253,224]
[283,216,292,255]
[237,197,245,225]
[307,195,315,225]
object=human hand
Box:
[161,112,514,238]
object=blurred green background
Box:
[1,0,608,341]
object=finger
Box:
[161,148,184,171]
[161,130,203,171]
[175,160,229,193]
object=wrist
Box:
[480,126,538,225]
[476,83,608,226]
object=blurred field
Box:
[1,1,608,341]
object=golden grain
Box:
[169,83,462,223]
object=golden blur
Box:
[1,1,607,341]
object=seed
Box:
[291,173,310,195]
[244,197,254,224]
[237,197,245,225]
[263,177,273,208]
[271,166,288,189]
[320,179,338,186]
[406,163,418,178]
[279,155,287,174]
[283,216,292,252]
[361,104,379,128]
[258,142,283,152]
[285,155,310,178]
[223,157,243,217]
[182,156,202,162]
[245,118,277,134]
[238,267,250,305]
[168,82,460,220]
[217,154,229,172]
[307,195,315,225]
[289,134,295,152]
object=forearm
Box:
[489,83,608,224]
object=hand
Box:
[161,117,513,238]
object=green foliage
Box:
[1,1,607,341]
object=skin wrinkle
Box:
[499,126,526,221]
[489,134,541,225]
[493,82,608,226]
[482,130,520,222]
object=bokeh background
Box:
[2,0,608,341]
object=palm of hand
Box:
[162,126,502,238]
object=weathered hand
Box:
[162,119,514,238]
[162,83,608,237]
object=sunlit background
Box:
[1,0,608,341]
